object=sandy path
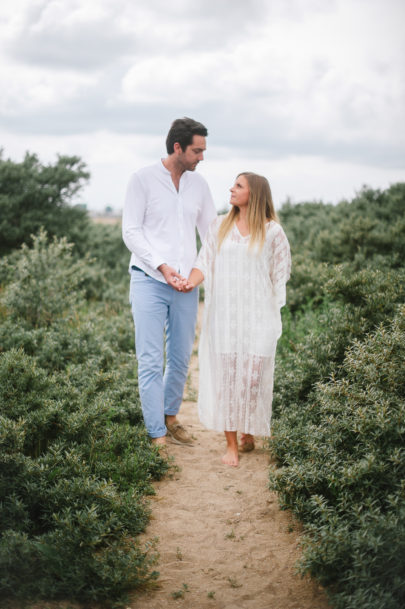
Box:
[131,309,330,609]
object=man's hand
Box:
[179,279,196,293]
[158,264,186,290]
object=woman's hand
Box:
[179,279,196,293]
[179,268,204,292]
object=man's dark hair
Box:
[166,117,208,154]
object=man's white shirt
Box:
[122,160,216,283]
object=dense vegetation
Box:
[0,153,168,604]
[271,184,405,609]
[1,149,404,607]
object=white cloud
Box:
[7,0,135,69]
[0,0,404,211]
[116,0,405,164]
[0,63,97,115]
[121,52,234,105]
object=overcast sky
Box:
[1,0,404,212]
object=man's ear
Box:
[173,142,182,154]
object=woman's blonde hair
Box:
[217,172,278,251]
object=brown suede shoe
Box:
[240,441,255,453]
[166,421,193,445]
[239,433,255,452]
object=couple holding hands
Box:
[122,117,291,467]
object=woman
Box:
[182,172,291,466]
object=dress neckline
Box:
[234,223,250,238]
[233,220,273,239]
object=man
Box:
[122,117,216,446]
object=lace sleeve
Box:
[194,217,220,279]
[269,224,291,309]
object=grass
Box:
[228,577,242,589]
[171,583,189,599]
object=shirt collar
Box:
[158,159,189,186]
[159,159,171,175]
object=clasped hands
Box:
[159,264,195,292]
[174,276,196,293]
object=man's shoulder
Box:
[126,162,163,190]
[186,170,208,185]
[135,162,162,179]
[184,171,211,195]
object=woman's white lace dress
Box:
[195,217,291,436]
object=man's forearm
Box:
[158,263,185,290]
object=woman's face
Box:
[229,175,250,208]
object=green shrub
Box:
[0,231,169,603]
[0,345,167,602]
[271,304,405,609]
[273,265,405,417]
[0,151,90,256]
[87,221,128,274]
[272,184,405,608]
[279,183,405,311]
[1,229,90,327]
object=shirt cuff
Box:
[152,256,166,270]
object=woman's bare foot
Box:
[222,431,239,466]
[240,433,255,452]
[221,447,239,467]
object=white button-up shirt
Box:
[122,160,216,283]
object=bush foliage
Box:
[1,148,404,607]
[0,151,90,256]
[0,230,168,603]
[0,151,129,289]
[271,183,405,609]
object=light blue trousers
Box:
[129,268,199,438]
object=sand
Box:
[131,309,331,609]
